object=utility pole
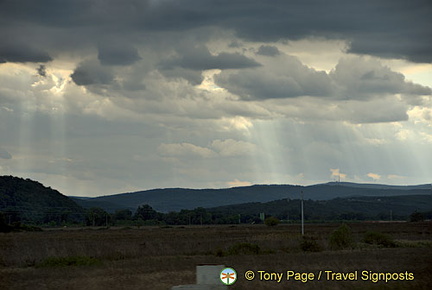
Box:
[301,190,304,236]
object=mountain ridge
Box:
[70,182,432,213]
[0,175,84,224]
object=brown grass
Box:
[0,222,431,289]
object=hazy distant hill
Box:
[71,185,301,213]
[71,182,432,213]
[0,176,84,224]
[325,182,431,190]
[207,194,432,221]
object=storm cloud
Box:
[0,0,431,196]
[0,43,52,63]
[0,0,430,64]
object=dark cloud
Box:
[213,0,432,63]
[0,0,430,64]
[71,61,114,86]
[161,44,261,71]
[0,43,52,63]
[256,45,280,57]
[98,43,141,66]
[36,65,47,77]
[159,67,204,86]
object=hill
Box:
[0,176,84,224]
[207,194,432,221]
[71,182,432,213]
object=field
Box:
[0,222,431,289]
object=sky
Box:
[0,0,431,197]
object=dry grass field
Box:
[0,222,431,289]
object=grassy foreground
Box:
[0,222,431,289]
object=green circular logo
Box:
[220,267,237,285]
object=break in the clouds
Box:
[0,0,431,196]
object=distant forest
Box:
[1,176,431,230]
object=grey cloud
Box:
[213,0,432,63]
[330,57,432,100]
[1,0,430,64]
[159,67,204,86]
[0,43,52,63]
[216,55,431,103]
[215,54,333,100]
[344,99,409,124]
[0,148,12,159]
[36,65,47,77]
[257,45,280,57]
[71,60,114,86]
[0,0,148,29]
[140,0,432,63]
[162,44,260,71]
[228,40,242,48]
[98,43,141,66]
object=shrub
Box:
[300,235,322,252]
[329,223,353,250]
[227,242,261,255]
[363,231,396,248]
[264,216,280,227]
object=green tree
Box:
[409,211,424,222]
[113,209,132,221]
[85,207,110,226]
[134,204,158,221]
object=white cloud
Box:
[330,168,347,181]
[387,174,405,180]
[158,143,217,159]
[227,179,253,187]
[367,173,381,181]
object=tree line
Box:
[81,203,431,227]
